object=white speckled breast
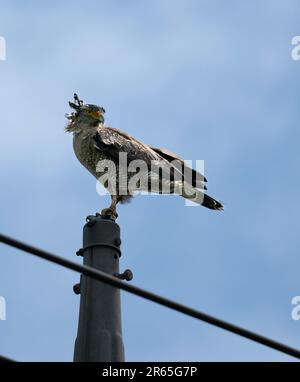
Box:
[73,128,108,178]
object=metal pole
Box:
[73,215,130,362]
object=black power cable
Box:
[1,232,300,360]
[0,355,15,362]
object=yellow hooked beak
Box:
[90,110,102,119]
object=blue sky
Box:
[0,0,300,361]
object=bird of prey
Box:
[66,94,223,219]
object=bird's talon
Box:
[100,207,112,216]
[100,208,118,220]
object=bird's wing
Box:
[94,127,189,185]
[94,127,160,163]
[150,146,207,189]
[94,127,206,190]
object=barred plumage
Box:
[66,94,223,219]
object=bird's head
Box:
[65,93,105,132]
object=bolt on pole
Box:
[73,215,130,362]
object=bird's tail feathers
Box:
[177,182,224,210]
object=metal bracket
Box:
[76,243,121,257]
[114,269,133,281]
[73,282,81,295]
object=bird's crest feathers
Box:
[65,93,105,132]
